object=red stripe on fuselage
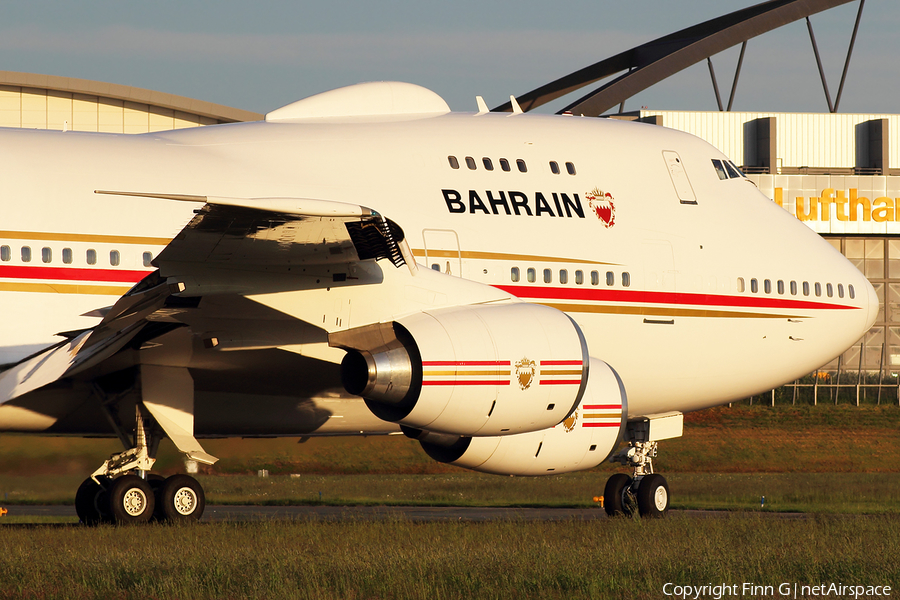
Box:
[495,285,858,311]
[422,361,511,366]
[0,265,148,284]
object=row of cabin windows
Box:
[448,156,576,175]
[511,267,630,287]
[0,246,153,268]
[737,277,855,299]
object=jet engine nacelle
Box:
[412,358,627,476]
[332,303,589,436]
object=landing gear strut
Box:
[76,366,216,525]
[604,440,671,518]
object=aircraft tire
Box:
[156,474,205,522]
[637,473,669,518]
[603,473,633,516]
[75,477,104,526]
[107,475,155,524]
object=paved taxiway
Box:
[1,505,811,523]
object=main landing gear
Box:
[76,365,217,525]
[603,441,669,518]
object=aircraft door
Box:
[422,229,462,276]
[662,150,697,204]
[642,240,676,291]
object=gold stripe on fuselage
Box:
[539,302,806,320]
[0,282,132,295]
[411,249,617,266]
[0,230,172,246]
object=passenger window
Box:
[790,281,797,295]
[803,282,810,296]
[42,247,52,263]
[110,250,120,267]
[448,156,459,169]
[549,161,560,175]
[826,283,833,298]
[815,282,822,297]
[566,162,576,175]
[737,277,745,293]
[21,246,31,263]
[482,158,493,171]
[711,159,728,180]
[142,251,152,267]
[777,280,784,295]
[500,158,511,172]
[527,268,536,283]
[591,271,599,286]
[431,264,440,271]
[516,159,527,173]
[543,268,551,284]
[849,285,855,300]
[86,249,97,265]
[0,246,9,261]
[465,157,476,170]
[63,248,73,264]
[838,284,845,298]
[764,279,771,294]
[606,271,614,286]
[575,270,583,285]
[622,272,630,287]
[511,267,520,282]
[750,278,758,293]
[559,269,568,284]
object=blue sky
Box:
[0,1,893,115]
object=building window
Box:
[448,156,459,169]
[511,267,520,282]
[527,268,536,283]
[86,249,97,265]
[21,247,31,263]
[63,248,73,264]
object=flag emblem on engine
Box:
[515,357,536,390]
[562,410,578,433]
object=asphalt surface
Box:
[0,504,812,523]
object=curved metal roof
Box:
[493,0,855,116]
[0,70,262,123]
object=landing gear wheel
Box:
[603,473,635,517]
[107,475,155,524]
[637,473,669,518]
[156,474,205,522]
[75,477,105,525]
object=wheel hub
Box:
[654,485,668,511]
[122,488,148,516]
[173,487,197,515]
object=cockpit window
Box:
[724,161,742,179]
[711,159,728,180]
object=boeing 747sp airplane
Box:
[0,82,876,523]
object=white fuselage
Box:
[0,110,877,433]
